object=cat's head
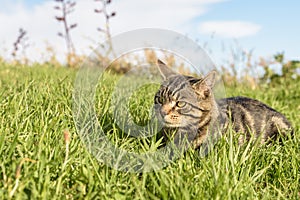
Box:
[154,60,217,128]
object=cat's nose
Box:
[160,109,167,116]
[161,105,172,116]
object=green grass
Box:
[0,65,299,199]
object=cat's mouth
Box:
[161,117,183,128]
[156,112,182,127]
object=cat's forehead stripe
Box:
[171,81,188,96]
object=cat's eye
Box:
[176,101,186,108]
[156,96,164,104]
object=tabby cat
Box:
[154,60,293,149]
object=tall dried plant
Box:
[54,0,77,67]
[94,0,116,57]
[11,28,29,65]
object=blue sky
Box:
[0,0,299,65]
[198,0,300,60]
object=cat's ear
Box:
[202,70,217,89]
[156,59,177,80]
[193,70,217,98]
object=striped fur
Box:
[154,60,293,149]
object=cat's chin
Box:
[163,121,184,128]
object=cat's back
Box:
[217,96,293,140]
[218,96,278,113]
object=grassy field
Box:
[0,65,299,199]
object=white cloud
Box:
[199,21,262,38]
[0,0,228,62]
[110,0,227,31]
